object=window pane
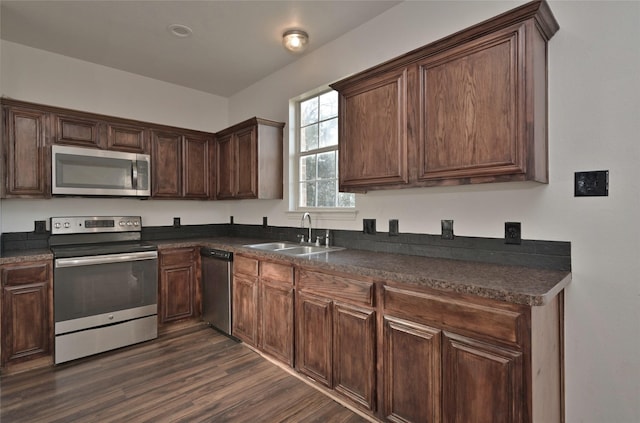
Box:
[301,97,318,126]
[319,118,338,148]
[317,180,336,207]
[301,123,318,152]
[319,91,338,120]
[317,151,336,179]
[338,192,355,208]
[300,154,316,181]
[299,182,316,207]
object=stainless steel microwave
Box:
[52,145,151,197]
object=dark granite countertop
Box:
[154,236,571,306]
[0,249,53,264]
[1,236,570,306]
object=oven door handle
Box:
[55,251,158,268]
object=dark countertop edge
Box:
[1,237,571,307]
[0,250,53,264]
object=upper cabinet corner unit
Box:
[215,117,285,200]
[330,0,559,192]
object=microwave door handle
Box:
[132,161,139,190]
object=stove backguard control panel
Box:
[51,216,142,235]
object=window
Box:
[297,90,355,208]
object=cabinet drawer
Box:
[297,269,374,307]
[384,286,523,345]
[234,255,259,277]
[260,261,293,285]
[2,262,50,286]
[160,248,195,267]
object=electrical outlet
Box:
[441,220,454,240]
[363,219,376,235]
[173,217,181,228]
[505,222,521,245]
[262,216,268,228]
[34,220,46,234]
[575,170,608,196]
[230,216,234,224]
[389,219,399,236]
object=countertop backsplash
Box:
[1,222,570,271]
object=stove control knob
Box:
[133,221,139,227]
[54,222,61,229]
[126,221,132,226]
[63,222,70,228]
[119,221,125,226]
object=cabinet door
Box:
[337,68,409,190]
[183,135,210,198]
[383,317,441,423]
[418,26,525,182]
[159,265,196,323]
[232,274,258,346]
[1,262,51,367]
[296,292,333,387]
[3,107,50,197]
[215,133,235,199]
[107,123,148,153]
[235,125,257,199]
[159,249,197,324]
[442,332,524,423]
[333,302,376,411]
[53,114,102,148]
[260,280,294,366]
[151,131,182,198]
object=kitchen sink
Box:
[244,242,344,256]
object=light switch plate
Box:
[505,222,521,245]
[389,219,399,236]
[575,170,608,196]
[441,220,454,240]
[363,219,376,235]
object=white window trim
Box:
[287,87,357,221]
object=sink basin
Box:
[244,242,344,256]
[243,242,298,251]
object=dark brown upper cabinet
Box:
[151,130,211,199]
[1,98,217,199]
[330,0,559,192]
[1,103,51,198]
[214,117,284,200]
[53,112,148,153]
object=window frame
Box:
[292,88,355,212]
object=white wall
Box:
[0,40,232,229]
[0,1,638,421]
[228,1,640,422]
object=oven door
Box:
[54,251,158,335]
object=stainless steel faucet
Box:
[301,212,311,243]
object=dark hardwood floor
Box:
[0,324,369,423]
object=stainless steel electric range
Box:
[49,216,158,364]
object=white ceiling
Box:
[0,1,401,97]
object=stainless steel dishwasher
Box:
[200,247,233,336]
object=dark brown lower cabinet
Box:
[260,279,294,366]
[0,261,52,367]
[159,248,199,324]
[442,332,523,423]
[296,290,377,413]
[296,292,333,387]
[333,302,376,411]
[383,317,441,423]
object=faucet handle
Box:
[297,234,305,243]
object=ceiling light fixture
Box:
[282,29,309,53]
[168,24,193,38]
